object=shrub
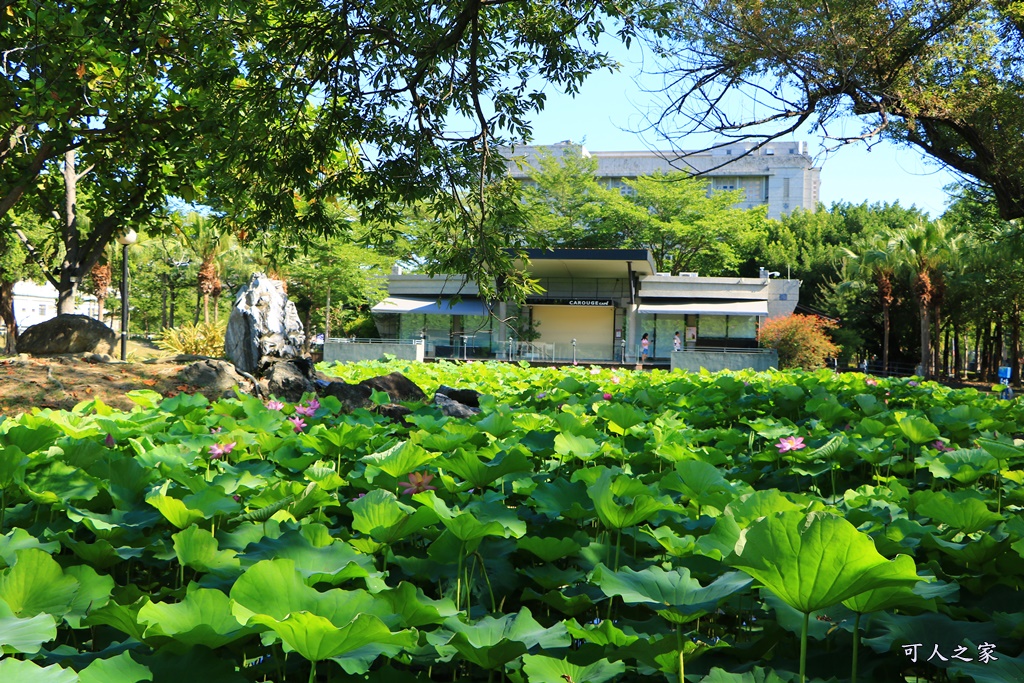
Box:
[759,314,840,370]
[156,320,226,357]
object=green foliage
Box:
[155,321,226,357]
[758,314,840,369]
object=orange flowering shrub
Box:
[759,314,840,370]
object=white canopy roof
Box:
[637,300,768,316]
[371,297,489,316]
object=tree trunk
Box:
[169,282,177,329]
[1013,304,1021,387]
[161,273,168,329]
[932,303,942,377]
[980,322,990,381]
[995,316,1005,381]
[882,303,890,376]
[919,302,931,377]
[954,322,963,379]
[0,281,17,355]
[193,288,201,325]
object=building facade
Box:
[365,249,799,365]
[505,141,820,219]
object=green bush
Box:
[155,320,226,356]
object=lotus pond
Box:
[0,359,1022,683]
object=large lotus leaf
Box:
[0,598,57,654]
[897,416,941,444]
[172,525,241,576]
[416,491,525,541]
[564,618,639,647]
[475,411,516,438]
[522,587,595,617]
[921,531,1004,566]
[0,658,78,683]
[58,536,142,570]
[240,530,376,584]
[417,423,478,451]
[145,482,208,529]
[664,460,736,510]
[138,585,253,648]
[133,645,247,683]
[554,431,601,460]
[360,441,438,481]
[529,478,593,520]
[522,565,586,591]
[375,582,458,628]
[0,549,79,618]
[521,654,625,683]
[596,402,647,434]
[517,536,582,563]
[64,565,116,628]
[0,528,60,568]
[724,489,807,528]
[862,611,1000,656]
[0,445,29,488]
[925,449,997,485]
[949,650,1024,683]
[585,469,672,529]
[694,514,742,560]
[252,611,415,662]
[913,491,1004,533]
[349,489,438,544]
[443,607,570,669]
[728,511,921,614]
[78,650,153,683]
[642,525,696,557]
[976,436,1024,463]
[330,642,410,675]
[699,666,795,682]
[841,560,937,614]
[23,460,100,505]
[82,595,149,641]
[591,563,752,619]
[442,447,533,489]
[0,423,62,455]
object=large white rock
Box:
[225,273,305,374]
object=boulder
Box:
[360,372,428,403]
[264,360,317,403]
[318,381,374,412]
[178,360,252,396]
[375,403,413,425]
[435,384,481,408]
[224,273,305,375]
[18,315,117,356]
[435,393,480,418]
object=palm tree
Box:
[841,232,903,374]
[174,213,230,325]
[895,220,952,378]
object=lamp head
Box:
[116,229,138,246]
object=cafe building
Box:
[357,249,799,367]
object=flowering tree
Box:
[759,315,841,370]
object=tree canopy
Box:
[646,0,1024,220]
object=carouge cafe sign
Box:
[527,298,614,307]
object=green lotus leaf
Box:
[926,449,997,484]
[0,528,60,568]
[138,585,252,648]
[0,658,78,683]
[360,441,437,481]
[23,460,100,505]
[416,491,525,541]
[172,525,241,577]
[0,549,79,618]
[0,598,57,654]
[949,650,1024,683]
[897,416,940,444]
[240,530,376,584]
[862,611,1000,657]
[375,581,458,628]
[303,464,346,491]
[443,447,532,489]
[516,536,582,563]
[554,431,601,460]
[78,650,153,683]
[418,423,478,451]
[349,489,438,544]
[443,607,570,669]
[522,565,585,591]
[522,587,594,616]
[521,653,625,683]
[728,511,921,614]
[913,491,1004,533]
[591,563,752,620]
[586,468,672,529]
[82,596,149,641]
[699,666,794,682]
[663,460,736,511]
[475,411,517,438]
[564,617,639,647]
[596,402,647,434]
[724,489,807,528]
[0,423,62,456]
[921,531,1004,566]
[841,559,935,614]
[529,478,592,520]
[58,535,142,569]
[252,611,414,662]
[63,565,116,628]
[976,436,1024,463]
[0,445,29,489]
[125,389,164,409]
[145,482,208,529]
[642,525,696,557]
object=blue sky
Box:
[517,45,960,219]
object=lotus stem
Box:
[308,660,316,683]
[800,611,809,683]
[852,612,861,683]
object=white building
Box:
[505,141,820,219]
[8,281,103,333]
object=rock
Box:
[224,273,305,375]
[178,360,252,396]
[375,403,413,425]
[435,393,480,418]
[264,360,317,402]
[17,315,117,356]
[318,381,373,412]
[435,384,481,408]
[360,372,427,403]
[82,353,116,364]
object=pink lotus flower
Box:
[306,398,320,411]
[294,404,316,417]
[209,442,236,460]
[933,440,955,452]
[865,377,878,386]
[611,375,621,384]
[211,426,223,434]
[288,416,306,433]
[266,400,285,411]
[399,472,437,496]
[104,433,116,447]
[602,393,613,400]
[776,436,806,453]
[591,368,601,375]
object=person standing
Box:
[673,330,681,352]
[640,332,650,362]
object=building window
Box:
[38,304,47,315]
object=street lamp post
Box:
[116,230,137,361]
